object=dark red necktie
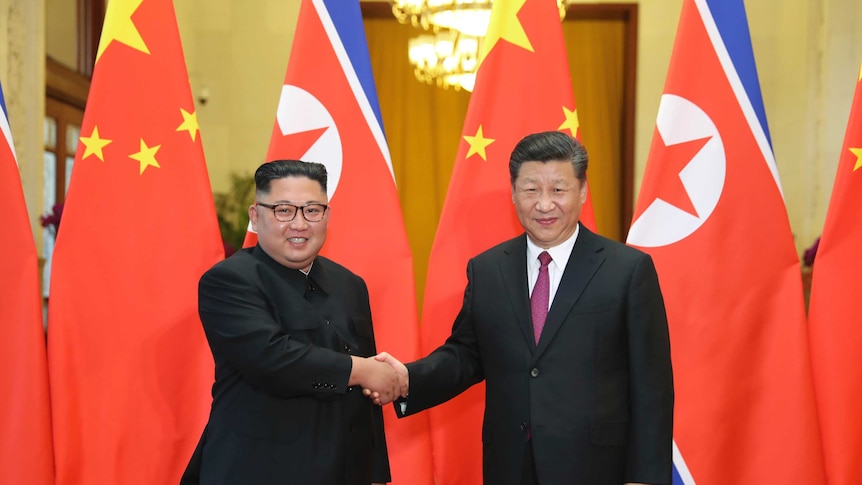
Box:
[530,251,552,344]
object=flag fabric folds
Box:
[419,1,590,482]
[0,81,54,485]
[255,1,434,483]
[808,63,862,485]
[47,0,224,483]
[626,1,825,484]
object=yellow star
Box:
[478,0,533,67]
[129,139,161,174]
[558,106,580,137]
[858,62,861,81]
[177,108,199,142]
[464,125,495,161]
[96,0,149,63]
[850,147,862,171]
[79,126,113,162]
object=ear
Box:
[248,204,259,231]
[579,180,588,203]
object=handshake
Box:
[349,352,407,405]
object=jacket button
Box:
[343,344,351,352]
[530,368,539,378]
[520,422,527,431]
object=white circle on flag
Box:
[275,84,342,200]
[627,94,725,248]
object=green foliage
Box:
[214,172,256,252]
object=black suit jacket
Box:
[399,226,673,484]
[182,247,390,485]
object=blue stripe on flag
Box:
[321,0,386,134]
[0,80,8,120]
[704,0,772,147]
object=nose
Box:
[535,191,554,212]
[288,213,309,229]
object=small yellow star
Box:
[478,0,533,67]
[96,0,149,63]
[558,106,580,137]
[79,126,113,162]
[177,108,199,142]
[464,125,495,161]
[850,147,862,171]
[858,62,861,81]
[129,139,161,174]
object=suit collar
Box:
[251,245,313,295]
[499,235,535,352]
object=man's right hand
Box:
[348,356,401,404]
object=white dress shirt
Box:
[526,225,580,310]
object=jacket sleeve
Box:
[199,263,353,399]
[624,253,674,484]
[398,258,484,417]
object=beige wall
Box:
[3,0,45,251]
[30,0,862,257]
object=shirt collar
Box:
[526,223,580,272]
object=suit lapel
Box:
[535,226,606,359]
[497,236,535,352]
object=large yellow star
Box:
[558,106,580,137]
[79,126,112,162]
[478,0,533,67]
[464,125,495,161]
[177,108,200,142]
[850,147,862,171]
[129,139,161,174]
[96,0,149,62]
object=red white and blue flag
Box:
[249,1,434,483]
[0,80,54,485]
[627,1,826,483]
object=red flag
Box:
[0,82,54,485]
[808,63,862,485]
[626,1,824,483]
[419,1,591,482]
[250,1,434,483]
[47,0,223,483]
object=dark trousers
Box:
[522,440,538,485]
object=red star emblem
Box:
[272,126,329,158]
[635,128,711,220]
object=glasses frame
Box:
[255,202,329,223]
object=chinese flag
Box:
[47,0,223,483]
[419,1,591,483]
[627,1,825,484]
[0,81,54,484]
[250,1,434,483]
[808,63,862,485]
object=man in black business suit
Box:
[181,160,398,485]
[377,132,673,484]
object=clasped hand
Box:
[349,353,408,405]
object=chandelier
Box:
[393,0,568,91]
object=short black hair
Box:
[509,131,588,185]
[254,160,328,195]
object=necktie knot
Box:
[538,251,552,267]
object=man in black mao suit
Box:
[380,132,673,485]
[182,160,399,485]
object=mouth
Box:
[535,218,557,226]
[287,237,308,244]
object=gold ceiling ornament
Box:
[394,0,569,91]
[391,0,568,37]
[408,28,481,91]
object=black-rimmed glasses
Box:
[255,202,329,222]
